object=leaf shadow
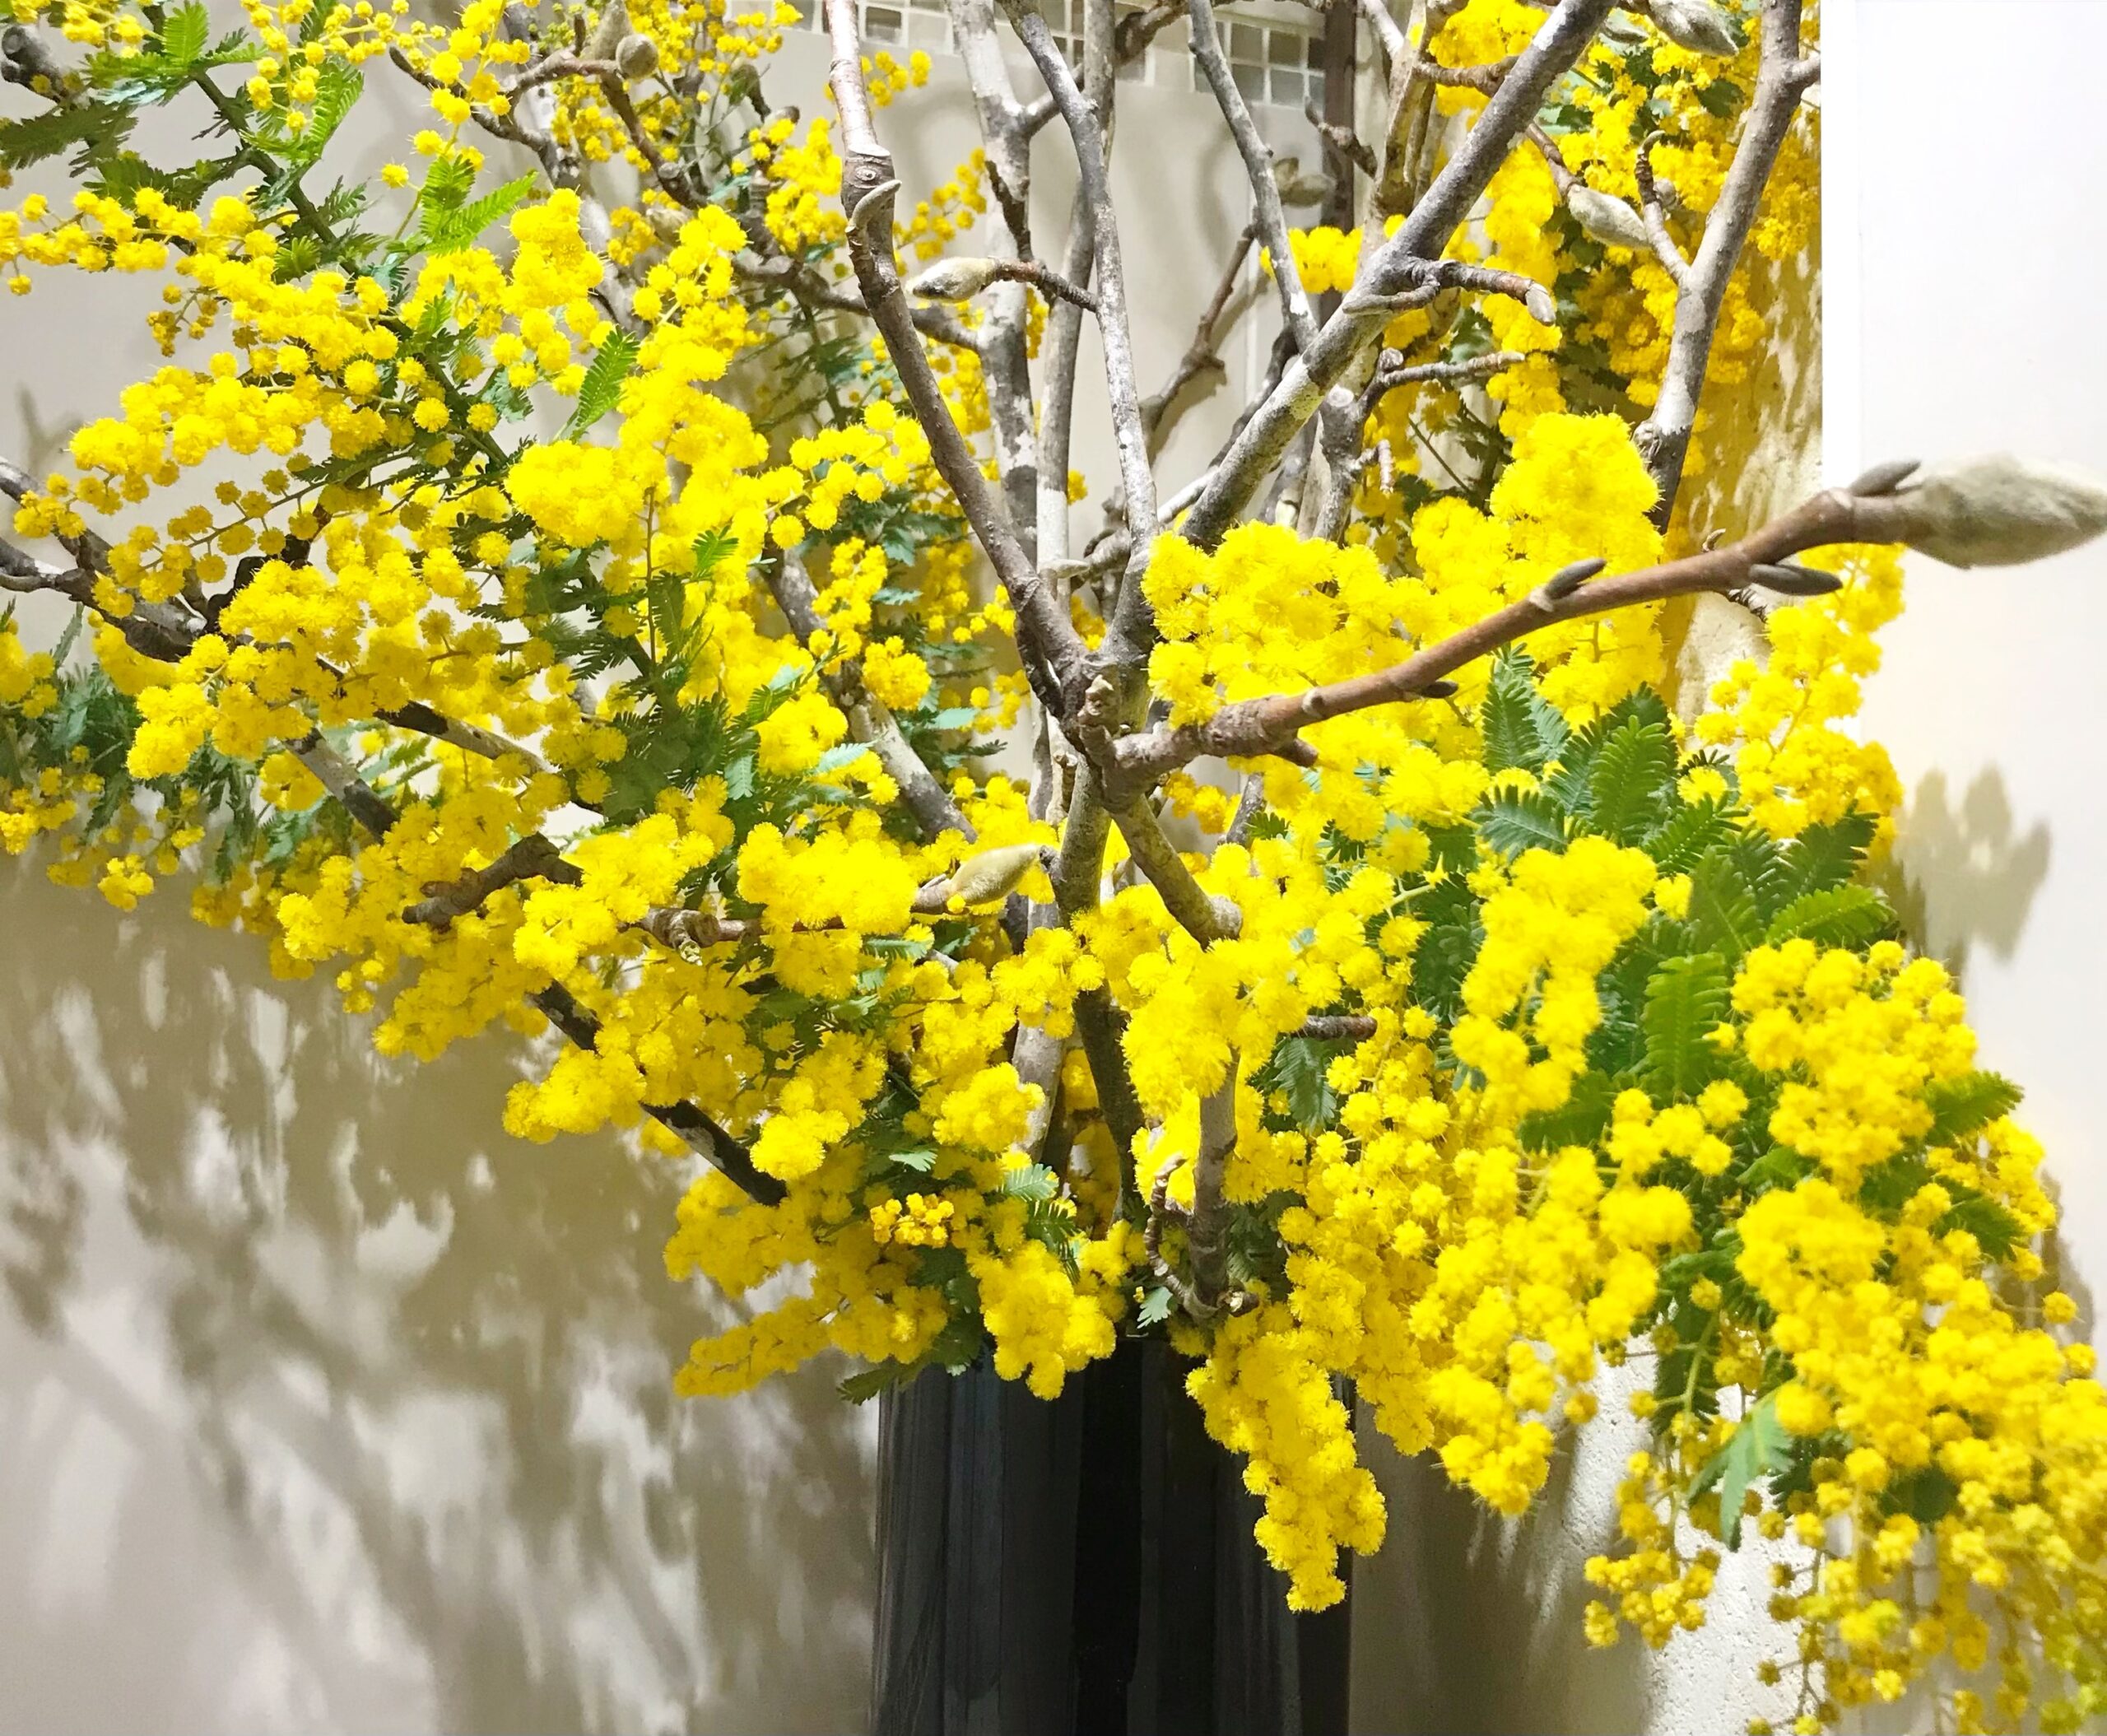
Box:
[0,860,876,1735]
[1881,766,2052,979]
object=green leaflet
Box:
[0,102,135,172]
[1477,789,1568,858]
[1588,714,1677,845]
[1923,1070,2024,1145]
[1765,883,1894,948]
[1783,812,1878,897]
[1688,846,1765,959]
[1480,649,1569,775]
[1641,952,1729,1100]
[563,330,642,437]
[1691,1392,1790,1549]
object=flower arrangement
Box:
[4,0,2105,1726]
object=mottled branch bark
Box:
[1640,0,1818,522]
[820,0,1088,710]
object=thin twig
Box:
[1634,130,1693,290]
[1107,476,1907,788]
[1141,221,1255,454]
[1188,0,1322,356]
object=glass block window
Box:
[1193,12,1324,112]
[792,0,1331,114]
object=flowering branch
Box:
[820,0,1087,712]
[1175,0,1618,554]
[1638,0,1821,520]
[763,550,970,839]
[279,749,785,1204]
[1100,466,1955,790]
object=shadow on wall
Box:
[1347,1426,1647,1736]
[1882,766,2052,980]
[0,863,874,1736]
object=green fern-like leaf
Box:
[1690,1392,1789,1549]
[1479,650,1565,775]
[1477,789,1568,858]
[1923,1071,2023,1146]
[1544,684,1667,814]
[562,329,640,436]
[1730,831,1792,923]
[424,172,537,253]
[1641,952,1729,1101]
[1935,1194,2026,1261]
[1479,654,1540,775]
[419,153,477,212]
[0,102,134,172]
[1784,812,1878,898]
[1765,884,1893,948]
[160,1,210,64]
[295,60,361,161]
[1689,847,1763,959]
[1588,715,1677,844]
[1649,798,1736,876]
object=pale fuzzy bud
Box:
[584,0,626,64]
[922,843,1046,909]
[1642,0,1739,58]
[614,30,658,78]
[1884,455,2107,569]
[1565,185,1652,253]
[905,256,1005,301]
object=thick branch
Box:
[1111,799,1239,945]
[1177,0,1616,554]
[820,0,1087,711]
[1005,0,1160,672]
[1640,0,1817,522]
[402,833,579,928]
[1016,0,1180,137]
